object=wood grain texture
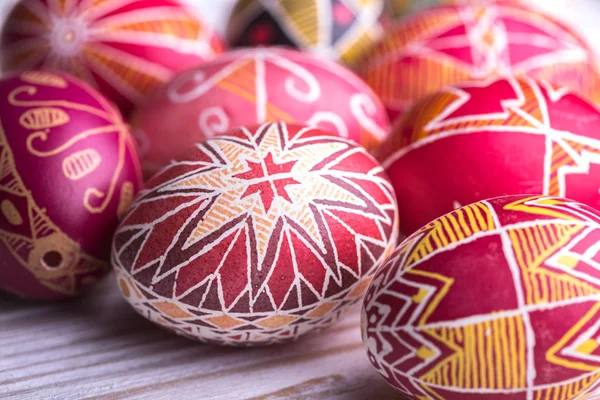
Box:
[0,276,400,400]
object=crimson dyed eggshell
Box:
[226,0,385,66]
[379,77,600,236]
[112,122,399,346]
[359,0,600,121]
[0,71,143,301]
[133,47,391,176]
[362,194,600,399]
[1,0,224,115]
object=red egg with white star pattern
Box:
[359,0,600,122]
[362,194,600,399]
[0,71,143,300]
[112,122,399,346]
[1,0,224,115]
[379,77,600,236]
[132,47,391,176]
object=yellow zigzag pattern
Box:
[509,223,599,305]
[503,196,580,221]
[280,0,320,46]
[547,303,600,372]
[419,314,527,389]
[533,371,600,400]
[406,202,495,268]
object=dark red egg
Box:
[113,122,398,346]
[362,194,600,399]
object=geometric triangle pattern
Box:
[1,0,224,114]
[0,71,142,300]
[132,47,391,176]
[384,0,441,20]
[226,0,385,66]
[113,122,399,346]
[379,76,600,236]
[359,1,600,121]
[362,194,600,399]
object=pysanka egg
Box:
[362,194,600,399]
[0,72,142,300]
[226,0,385,66]
[383,0,441,20]
[359,0,600,121]
[380,77,600,236]
[133,47,391,175]
[1,0,224,115]
[112,122,399,346]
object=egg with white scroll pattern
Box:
[112,122,399,346]
[132,47,390,176]
[362,194,600,399]
[0,71,142,300]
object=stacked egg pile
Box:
[1,0,599,398]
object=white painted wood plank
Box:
[0,277,398,400]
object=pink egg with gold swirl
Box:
[0,71,143,301]
[132,47,391,176]
[1,0,225,115]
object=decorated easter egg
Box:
[112,122,399,346]
[0,71,143,300]
[180,0,237,35]
[359,0,600,121]
[362,194,600,399]
[380,77,600,236]
[384,0,442,19]
[1,0,224,115]
[133,47,391,176]
[226,0,385,66]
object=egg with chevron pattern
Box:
[112,122,399,346]
[379,77,600,237]
[226,0,385,66]
[1,0,224,115]
[362,194,600,399]
[359,0,600,122]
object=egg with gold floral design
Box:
[0,71,142,300]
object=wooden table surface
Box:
[2,1,599,399]
[0,276,399,400]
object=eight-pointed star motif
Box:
[233,151,301,213]
[170,123,379,266]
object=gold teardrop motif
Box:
[1,199,23,226]
[62,149,102,180]
[117,181,134,220]
[20,71,67,88]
